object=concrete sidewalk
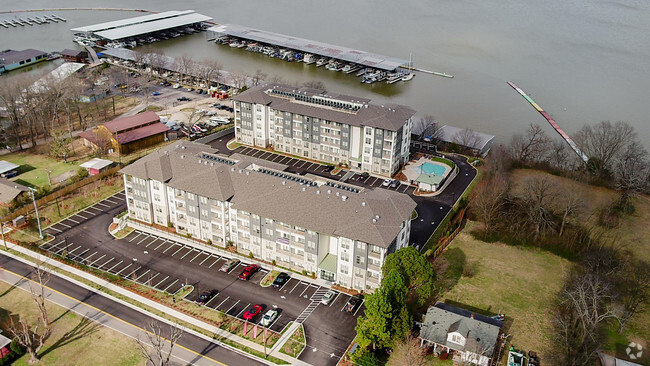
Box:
[3,241,311,365]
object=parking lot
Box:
[41,192,362,364]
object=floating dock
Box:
[507,81,589,163]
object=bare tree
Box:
[301,79,325,91]
[230,70,249,91]
[556,182,585,237]
[453,127,483,155]
[520,175,557,237]
[470,172,509,232]
[386,335,427,366]
[412,115,441,142]
[573,120,636,177]
[613,260,650,334]
[173,54,195,84]
[136,321,184,366]
[199,59,222,88]
[7,264,52,364]
[613,141,649,211]
[509,123,550,163]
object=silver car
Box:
[321,290,336,305]
[260,309,278,327]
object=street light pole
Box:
[28,188,44,240]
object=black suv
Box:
[196,289,218,305]
[272,272,290,288]
[177,96,191,102]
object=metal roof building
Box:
[71,10,212,41]
[208,24,408,71]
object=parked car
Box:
[359,172,370,181]
[321,290,336,305]
[186,87,195,92]
[212,103,222,108]
[196,89,204,94]
[238,264,260,280]
[242,304,263,320]
[1,170,18,178]
[344,295,363,313]
[173,83,181,89]
[272,272,290,288]
[177,96,191,102]
[152,91,161,96]
[196,289,218,305]
[260,309,278,327]
[193,124,207,133]
[382,179,392,187]
[389,179,400,188]
[205,110,218,116]
[219,258,240,272]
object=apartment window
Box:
[187,193,195,200]
[307,241,316,250]
[340,265,349,275]
[356,242,366,250]
[365,138,372,144]
[200,196,208,204]
[355,256,365,265]
[365,128,372,135]
[341,252,349,262]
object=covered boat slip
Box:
[71,10,212,41]
[208,24,409,72]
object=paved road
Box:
[43,192,360,366]
[0,253,264,366]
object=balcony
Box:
[368,250,382,260]
[368,263,381,272]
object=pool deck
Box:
[403,157,451,183]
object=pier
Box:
[507,81,589,163]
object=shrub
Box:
[185,233,192,238]
[272,259,277,266]
[248,252,254,259]
[206,239,212,245]
[10,338,25,355]
[463,260,480,278]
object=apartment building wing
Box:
[232,83,416,177]
[120,140,417,291]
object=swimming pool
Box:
[421,162,447,176]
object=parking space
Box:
[45,192,126,235]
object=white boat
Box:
[386,72,405,84]
[315,58,328,67]
[326,61,343,71]
[402,73,415,81]
[303,53,316,64]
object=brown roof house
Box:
[419,303,503,366]
[79,111,169,155]
[0,177,29,208]
[60,49,89,63]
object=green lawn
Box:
[2,152,79,188]
[436,221,572,364]
[0,282,145,366]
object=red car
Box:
[238,264,260,280]
[242,304,262,320]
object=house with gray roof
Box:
[419,302,503,366]
[120,140,416,291]
[232,83,415,177]
[437,125,495,157]
[0,49,47,74]
[0,178,29,207]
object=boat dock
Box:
[0,14,66,29]
[507,81,589,163]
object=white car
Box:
[382,179,392,187]
[172,83,181,89]
[260,309,278,327]
[321,290,336,305]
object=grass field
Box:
[2,152,79,188]
[0,282,145,366]
[436,221,572,363]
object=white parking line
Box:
[44,240,64,250]
[153,275,169,288]
[189,251,203,262]
[289,280,302,294]
[163,279,178,293]
[74,214,89,220]
[95,202,111,208]
[86,206,103,212]
[70,248,90,261]
[340,300,349,312]
[67,245,83,255]
[208,258,221,268]
[298,282,312,297]
[236,303,251,318]
[271,155,282,162]
[67,218,80,224]
[200,254,217,266]
[171,245,185,257]
[135,269,151,282]
[84,252,98,263]
[136,234,151,245]
[145,272,160,285]
[115,263,132,276]
[296,160,308,168]
[125,266,142,279]
[353,300,364,316]
[107,260,123,273]
[402,184,411,193]
[58,222,72,228]
[268,314,282,329]
[89,254,106,267]
[104,199,119,205]
[129,232,143,242]
[227,300,241,315]
[162,242,178,253]
[154,239,169,251]
[99,257,114,269]
[216,296,230,309]
[145,238,160,248]
[180,248,195,260]
[47,226,62,233]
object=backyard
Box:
[0,282,145,365]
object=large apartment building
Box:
[121,141,417,292]
[232,83,415,177]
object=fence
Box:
[430,207,467,261]
[1,165,122,223]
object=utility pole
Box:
[115,131,121,165]
[28,187,44,239]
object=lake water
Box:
[1,0,649,147]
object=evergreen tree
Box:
[382,246,436,304]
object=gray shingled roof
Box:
[0,177,29,205]
[0,49,47,66]
[234,83,416,132]
[120,141,416,248]
[419,303,501,357]
[438,125,495,151]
